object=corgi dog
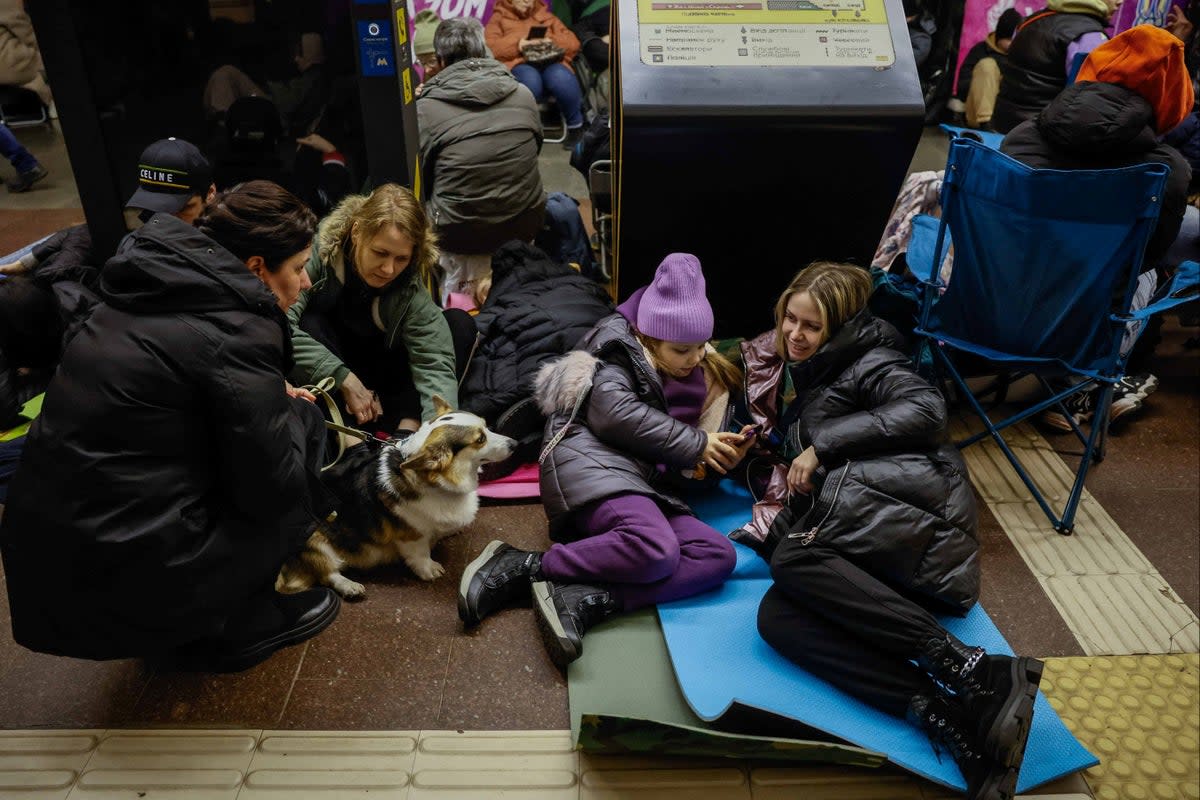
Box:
[276,397,515,599]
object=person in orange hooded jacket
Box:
[1001,24,1194,432]
[485,0,583,146]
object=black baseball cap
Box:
[126,137,213,214]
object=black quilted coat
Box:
[771,310,980,613]
[535,312,707,541]
[0,215,320,659]
[460,241,613,427]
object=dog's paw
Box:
[329,574,368,600]
[411,558,446,581]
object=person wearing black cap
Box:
[0,137,217,432]
[1,137,216,281]
[951,9,1023,131]
[126,136,217,225]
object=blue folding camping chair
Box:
[910,137,1200,534]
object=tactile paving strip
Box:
[1040,654,1200,800]
[951,417,1199,655]
[0,729,1094,798]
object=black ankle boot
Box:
[908,693,1015,800]
[955,655,1044,770]
[918,635,1043,770]
[918,633,986,690]
[530,580,617,668]
[458,540,543,627]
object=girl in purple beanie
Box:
[457,252,753,666]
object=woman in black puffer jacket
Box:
[1,182,340,672]
[751,263,1041,800]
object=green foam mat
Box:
[567,606,885,767]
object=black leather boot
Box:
[919,635,1044,769]
[918,633,986,690]
[458,540,543,627]
[956,655,1043,771]
[530,580,618,668]
[908,693,1015,800]
[189,587,341,673]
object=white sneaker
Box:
[1115,373,1158,401]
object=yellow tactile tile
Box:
[241,731,418,799]
[0,731,95,800]
[1040,654,1200,800]
[65,730,259,800]
[409,730,578,799]
[952,416,1200,655]
[0,729,1109,798]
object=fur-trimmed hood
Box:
[314,193,365,285]
[533,312,665,415]
[534,350,601,415]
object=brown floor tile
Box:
[0,209,85,256]
[0,570,17,682]
[974,498,1083,658]
[0,650,152,728]
[439,608,568,731]
[280,678,444,730]
[299,600,454,681]
[125,644,305,728]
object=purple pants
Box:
[539,493,737,612]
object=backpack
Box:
[534,192,598,279]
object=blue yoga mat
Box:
[660,482,1098,793]
[0,233,52,267]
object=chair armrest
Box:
[1117,260,1200,322]
[908,214,951,285]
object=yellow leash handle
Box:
[302,377,374,471]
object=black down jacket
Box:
[1001,81,1191,270]
[0,214,320,659]
[460,241,612,435]
[535,312,707,541]
[769,310,979,613]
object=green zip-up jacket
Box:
[286,195,458,420]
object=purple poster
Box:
[953,0,1042,95]
[1111,0,1185,33]
[405,0,552,80]
[956,0,1187,94]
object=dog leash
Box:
[303,378,397,470]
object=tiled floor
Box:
[0,124,1196,752]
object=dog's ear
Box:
[432,394,453,417]
[402,443,453,475]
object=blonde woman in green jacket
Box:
[287,184,476,433]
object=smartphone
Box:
[528,25,548,38]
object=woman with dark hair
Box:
[0,180,341,672]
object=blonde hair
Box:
[349,183,440,284]
[473,274,493,307]
[773,262,872,360]
[637,333,745,396]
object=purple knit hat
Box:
[636,253,714,343]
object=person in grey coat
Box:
[417,17,545,255]
[751,262,1043,800]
